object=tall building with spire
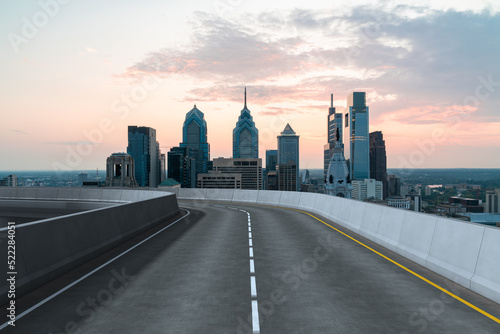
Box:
[344,92,370,180]
[325,128,352,198]
[277,123,299,191]
[324,93,343,179]
[233,87,259,159]
[180,105,210,181]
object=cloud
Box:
[10,129,28,135]
[86,46,97,53]
[120,6,500,123]
[378,105,477,125]
[46,141,100,146]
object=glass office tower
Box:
[127,126,158,187]
[233,87,259,159]
[344,92,370,180]
[180,105,210,181]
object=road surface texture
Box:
[1,200,499,333]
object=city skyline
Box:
[1,1,499,170]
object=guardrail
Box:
[0,188,180,305]
[172,188,500,304]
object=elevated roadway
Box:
[2,200,499,333]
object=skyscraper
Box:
[127,126,158,187]
[369,131,388,199]
[180,105,210,181]
[324,94,343,179]
[277,124,299,191]
[344,92,370,180]
[233,87,258,159]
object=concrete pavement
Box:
[2,201,499,333]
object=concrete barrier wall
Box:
[177,189,500,304]
[0,188,179,305]
[0,187,172,203]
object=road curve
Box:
[2,200,500,333]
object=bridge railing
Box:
[173,188,500,305]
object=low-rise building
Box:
[387,196,410,210]
[197,171,242,189]
[212,158,261,190]
[448,197,484,213]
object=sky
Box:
[1,0,499,171]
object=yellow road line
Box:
[180,199,500,325]
[285,207,500,325]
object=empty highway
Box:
[2,200,500,333]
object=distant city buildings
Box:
[448,196,484,213]
[105,152,137,187]
[387,197,411,210]
[233,88,258,159]
[324,94,343,179]
[127,126,159,187]
[0,175,17,187]
[180,105,210,180]
[369,131,388,199]
[387,175,401,197]
[277,124,299,191]
[344,92,370,180]
[351,179,383,201]
[78,172,88,187]
[486,189,500,213]
[212,157,262,190]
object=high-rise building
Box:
[387,174,401,197]
[265,149,277,190]
[105,152,137,187]
[277,124,299,191]
[351,179,383,201]
[180,105,210,181]
[325,128,352,198]
[344,92,370,180]
[369,131,388,199]
[127,126,158,187]
[324,93,343,179]
[212,158,262,190]
[167,146,196,188]
[233,88,258,159]
[486,189,500,213]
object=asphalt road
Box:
[1,200,500,333]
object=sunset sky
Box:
[1,0,499,171]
